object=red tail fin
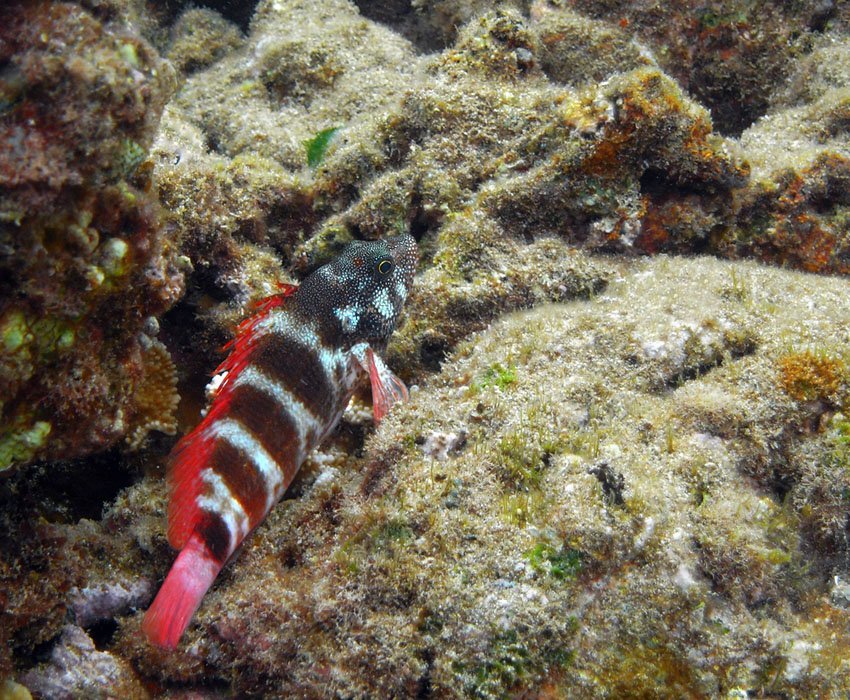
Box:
[142,535,222,649]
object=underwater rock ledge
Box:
[0,0,183,471]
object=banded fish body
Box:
[142,235,418,649]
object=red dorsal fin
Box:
[248,283,297,314]
[166,286,296,549]
[216,284,298,385]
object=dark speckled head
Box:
[295,235,418,347]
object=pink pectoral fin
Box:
[367,348,409,423]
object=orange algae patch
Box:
[580,123,636,177]
[795,220,838,274]
[777,351,844,403]
[634,198,674,254]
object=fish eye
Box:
[376,258,394,275]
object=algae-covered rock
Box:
[5,0,850,696]
[165,8,244,77]
[21,625,149,700]
[0,458,167,681]
[530,3,654,85]
[151,2,749,377]
[562,0,850,136]
[0,1,182,470]
[356,0,531,52]
[115,255,850,697]
[725,33,850,275]
[167,0,421,167]
[145,0,427,375]
[775,32,850,108]
[297,10,747,372]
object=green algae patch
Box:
[118,42,140,69]
[457,626,578,700]
[304,126,340,168]
[473,363,517,392]
[497,433,546,490]
[0,420,51,471]
[114,139,146,179]
[1,311,31,352]
[466,631,533,698]
[372,518,414,549]
[527,543,583,581]
[100,237,131,277]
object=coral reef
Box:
[562,0,850,135]
[0,1,182,470]
[111,256,850,697]
[142,0,427,380]
[300,10,748,373]
[4,0,850,697]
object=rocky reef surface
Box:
[0,0,183,471]
[2,0,850,697]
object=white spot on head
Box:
[374,287,393,320]
[334,306,360,334]
[395,281,407,303]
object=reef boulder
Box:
[0,1,182,470]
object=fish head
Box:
[299,234,418,346]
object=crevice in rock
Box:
[11,450,137,524]
[85,619,118,651]
[152,0,258,33]
[352,0,451,54]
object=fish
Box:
[142,234,418,649]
